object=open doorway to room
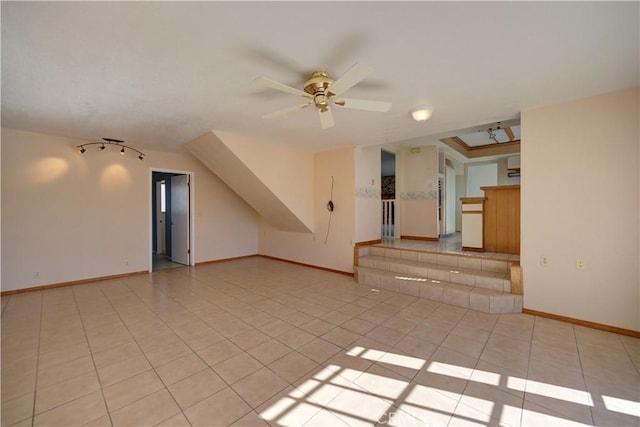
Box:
[441,158,457,237]
[381,150,397,239]
[151,170,192,271]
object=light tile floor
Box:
[1,257,638,426]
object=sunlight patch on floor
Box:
[427,360,476,381]
[259,346,638,427]
[508,377,593,406]
[347,346,426,370]
[602,394,640,417]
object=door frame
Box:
[149,168,195,272]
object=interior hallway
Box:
[1,257,638,426]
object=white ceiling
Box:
[2,2,638,154]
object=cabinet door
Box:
[484,189,498,252]
[483,187,520,254]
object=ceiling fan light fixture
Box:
[411,107,433,122]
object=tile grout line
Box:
[143,266,423,423]
[572,324,597,426]
[109,276,200,425]
[356,301,451,426]
[1,294,10,317]
[437,308,491,425]
[70,285,115,427]
[74,280,171,418]
[169,271,361,421]
[30,292,44,427]
[519,313,537,427]
[118,272,274,424]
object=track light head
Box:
[120,147,125,155]
[138,154,144,161]
[100,144,105,150]
[79,146,86,154]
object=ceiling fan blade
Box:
[334,98,392,112]
[255,77,311,98]
[318,107,334,129]
[262,103,311,119]
[328,63,373,96]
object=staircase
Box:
[355,246,522,314]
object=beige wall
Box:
[1,128,259,291]
[259,147,355,273]
[521,87,639,330]
[497,157,521,186]
[355,146,382,243]
[399,145,438,238]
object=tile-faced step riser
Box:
[356,269,522,314]
[359,258,510,293]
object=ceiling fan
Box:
[256,63,392,129]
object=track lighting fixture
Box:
[488,128,497,142]
[77,138,146,161]
[486,122,502,143]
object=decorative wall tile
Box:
[399,191,438,200]
[355,187,381,199]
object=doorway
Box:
[444,161,457,235]
[381,150,397,239]
[438,158,458,238]
[151,170,192,271]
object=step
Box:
[362,245,513,274]
[356,266,522,314]
[355,245,521,314]
[358,254,511,293]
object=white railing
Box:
[382,199,396,239]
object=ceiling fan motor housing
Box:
[304,71,334,111]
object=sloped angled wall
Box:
[185,131,314,233]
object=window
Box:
[160,181,166,213]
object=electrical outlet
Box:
[34,271,39,278]
[125,260,129,266]
[540,256,549,266]
[576,259,585,270]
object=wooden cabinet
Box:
[481,185,520,254]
